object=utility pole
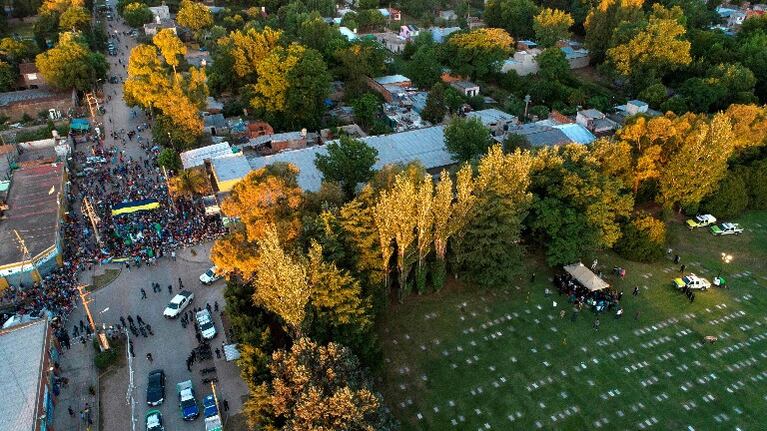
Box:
[13,229,38,285]
[77,284,110,351]
[523,94,531,123]
[82,196,102,245]
[125,326,137,431]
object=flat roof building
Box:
[0,317,57,431]
[211,155,252,192]
[180,142,234,170]
[0,164,64,288]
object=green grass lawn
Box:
[379,211,767,430]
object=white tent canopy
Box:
[563,262,610,292]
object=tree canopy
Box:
[315,135,379,198]
[443,28,514,80]
[35,32,107,91]
[533,8,574,47]
[444,116,494,162]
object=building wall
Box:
[0,94,76,122]
[0,242,62,288]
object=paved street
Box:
[53,6,248,431]
[62,243,248,430]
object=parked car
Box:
[203,395,222,431]
[163,291,194,318]
[710,222,743,236]
[86,156,107,164]
[686,214,716,230]
[195,309,216,340]
[177,380,200,421]
[145,409,164,431]
[146,369,165,406]
[199,266,221,285]
[672,274,711,291]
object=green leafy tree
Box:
[737,33,767,101]
[485,0,540,39]
[444,86,465,114]
[157,147,181,171]
[701,170,749,219]
[352,93,381,130]
[121,2,153,28]
[457,147,534,287]
[533,8,574,47]
[529,145,634,265]
[152,114,198,150]
[607,5,691,86]
[537,47,573,83]
[0,61,15,92]
[443,28,514,80]
[282,47,331,130]
[315,135,379,198]
[745,159,767,209]
[356,9,385,31]
[421,83,447,124]
[406,46,441,89]
[444,116,493,162]
[637,83,667,108]
[35,32,107,91]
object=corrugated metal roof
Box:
[553,124,595,144]
[0,318,48,431]
[374,74,411,85]
[467,109,516,125]
[247,126,454,191]
[180,142,232,170]
[211,155,251,183]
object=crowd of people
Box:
[553,273,623,315]
[0,117,225,322]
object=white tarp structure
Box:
[563,262,609,292]
[223,343,240,362]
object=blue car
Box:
[203,395,218,418]
[176,380,199,421]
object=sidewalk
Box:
[52,335,100,431]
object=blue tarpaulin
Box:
[70,118,91,131]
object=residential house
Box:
[247,121,274,138]
[148,3,170,20]
[430,26,461,43]
[467,17,485,29]
[438,10,458,21]
[466,109,517,137]
[610,99,662,124]
[144,16,177,36]
[367,74,413,101]
[450,80,480,97]
[576,108,620,136]
[557,40,590,69]
[17,63,46,89]
[388,8,401,20]
[204,96,223,114]
[180,142,234,170]
[203,113,228,136]
[501,50,541,76]
[210,155,251,192]
[399,25,419,40]
[501,122,595,147]
[247,130,312,153]
[716,5,747,28]
[370,32,407,53]
[0,89,76,122]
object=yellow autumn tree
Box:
[221,163,304,245]
[607,5,691,79]
[176,0,213,34]
[253,224,310,336]
[445,28,514,79]
[124,44,170,108]
[414,176,433,294]
[251,43,303,113]
[584,0,644,63]
[218,27,282,79]
[268,338,388,430]
[533,8,574,47]
[39,0,83,15]
[153,29,186,74]
[724,104,767,152]
[374,173,419,301]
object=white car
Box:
[672,274,711,291]
[686,214,716,229]
[710,222,743,236]
[195,309,216,340]
[163,291,194,318]
[199,267,221,285]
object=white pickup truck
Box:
[672,274,711,291]
[710,222,743,236]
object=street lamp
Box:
[717,252,733,277]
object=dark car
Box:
[146,369,165,406]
